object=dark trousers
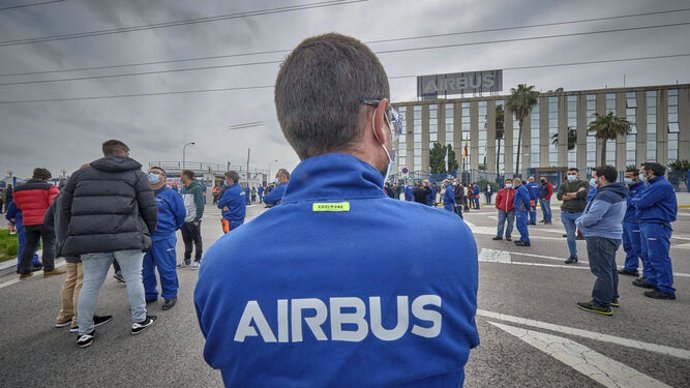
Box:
[181,221,203,263]
[585,236,621,308]
[21,224,56,273]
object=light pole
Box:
[182,142,196,170]
[268,159,278,183]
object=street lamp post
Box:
[268,159,278,183]
[182,142,196,170]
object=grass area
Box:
[0,229,19,263]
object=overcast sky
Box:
[1,0,689,179]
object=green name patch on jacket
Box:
[312,202,350,212]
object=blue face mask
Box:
[624,177,634,186]
[148,172,161,184]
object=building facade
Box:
[392,83,690,179]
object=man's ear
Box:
[371,98,389,145]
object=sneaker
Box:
[564,256,578,264]
[610,298,620,308]
[576,301,612,316]
[113,272,125,283]
[54,316,73,328]
[43,267,67,277]
[94,315,113,327]
[77,330,95,348]
[162,298,177,311]
[492,236,503,241]
[514,241,531,247]
[632,278,656,289]
[19,272,33,279]
[505,237,512,241]
[644,290,676,300]
[69,325,79,333]
[190,261,200,270]
[131,315,157,335]
[617,269,639,277]
[176,261,191,268]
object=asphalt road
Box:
[1,202,688,387]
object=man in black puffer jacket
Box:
[60,140,158,348]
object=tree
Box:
[446,144,459,173]
[587,112,631,166]
[550,126,577,151]
[506,84,539,177]
[494,104,505,174]
[669,159,690,190]
[429,142,447,173]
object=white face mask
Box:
[371,111,396,182]
[567,175,576,183]
[639,172,648,183]
[590,177,597,187]
[505,183,513,189]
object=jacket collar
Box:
[282,153,385,204]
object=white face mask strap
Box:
[372,110,393,164]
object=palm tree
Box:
[495,104,505,174]
[550,126,577,151]
[587,112,631,166]
[506,84,539,176]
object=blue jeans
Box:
[485,193,492,204]
[143,235,179,301]
[497,210,515,239]
[561,211,582,258]
[77,249,147,335]
[585,236,621,308]
[515,210,529,243]
[539,199,552,223]
[640,223,675,295]
[622,221,642,272]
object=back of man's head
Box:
[593,165,617,183]
[102,139,130,157]
[225,170,240,184]
[275,33,390,160]
[32,168,51,181]
[641,162,666,177]
[276,168,290,181]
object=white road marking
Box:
[509,261,591,270]
[478,309,690,360]
[477,248,511,263]
[0,261,67,290]
[489,322,674,388]
[509,251,589,264]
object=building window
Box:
[445,103,455,149]
[461,102,470,169]
[429,104,438,143]
[646,91,657,160]
[414,106,422,171]
[548,96,558,166]
[625,92,637,165]
[495,100,505,174]
[586,94,596,167]
[567,95,577,167]
[668,89,679,163]
[478,101,488,170]
[530,101,540,168]
[396,107,407,170]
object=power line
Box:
[1,52,688,104]
[1,6,688,79]
[0,0,64,11]
[1,21,689,87]
[0,0,367,47]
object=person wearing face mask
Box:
[618,167,647,278]
[263,168,290,207]
[586,176,598,204]
[630,162,678,300]
[574,165,628,316]
[142,167,186,309]
[512,178,532,246]
[538,177,553,224]
[442,179,455,212]
[493,180,516,241]
[195,34,479,387]
[557,167,590,264]
[180,169,205,269]
[217,170,247,233]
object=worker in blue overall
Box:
[257,185,265,203]
[195,33,479,387]
[618,166,647,278]
[218,170,246,233]
[263,168,290,207]
[526,176,540,225]
[143,167,186,310]
[513,178,532,246]
[404,182,413,201]
[631,162,678,300]
[442,179,455,213]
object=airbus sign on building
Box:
[417,69,503,97]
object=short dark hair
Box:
[567,167,579,172]
[641,162,666,177]
[274,33,390,160]
[276,168,290,180]
[32,168,51,180]
[225,170,240,183]
[625,166,639,176]
[181,169,195,179]
[102,139,130,156]
[149,166,167,176]
[593,165,617,182]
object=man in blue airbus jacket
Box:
[143,167,186,310]
[618,167,647,278]
[263,168,289,207]
[631,162,678,300]
[195,33,479,388]
[526,177,540,225]
[574,165,627,316]
[513,178,532,247]
[217,170,246,234]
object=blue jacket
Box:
[218,183,246,221]
[426,185,436,206]
[5,201,24,230]
[258,186,264,195]
[623,181,646,223]
[631,176,677,227]
[263,183,287,206]
[153,186,186,239]
[575,183,628,240]
[586,186,598,203]
[404,185,413,201]
[472,185,480,196]
[513,185,531,212]
[443,185,455,210]
[195,153,479,387]
[526,182,539,200]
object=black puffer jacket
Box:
[60,157,157,256]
